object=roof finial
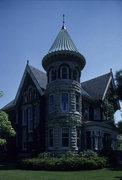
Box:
[27,60,29,65]
[62,14,66,29]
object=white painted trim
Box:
[102,76,112,100]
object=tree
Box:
[0,91,3,97]
[0,111,16,146]
[115,69,122,101]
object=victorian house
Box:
[2,22,119,155]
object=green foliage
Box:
[115,69,122,101]
[18,157,107,171]
[38,152,52,159]
[79,150,98,158]
[0,111,16,146]
[0,91,3,97]
[117,121,122,134]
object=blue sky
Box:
[0,0,122,122]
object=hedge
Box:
[17,157,107,171]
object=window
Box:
[22,108,27,126]
[76,93,80,112]
[49,129,54,147]
[61,93,69,112]
[61,66,69,79]
[86,131,91,149]
[28,106,33,132]
[77,129,81,148]
[62,128,69,147]
[94,108,101,121]
[49,95,54,113]
[34,104,40,128]
[51,69,56,81]
[22,127,27,150]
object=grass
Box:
[0,164,122,180]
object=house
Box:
[2,22,120,155]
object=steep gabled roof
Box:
[29,65,47,90]
[81,73,112,100]
[2,64,47,110]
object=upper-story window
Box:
[83,102,89,121]
[73,68,80,81]
[51,69,56,81]
[49,94,55,113]
[61,93,69,112]
[28,106,33,132]
[34,104,40,128]
[94,108,101,121]
[60,65,69,79]
[76,93,80,112]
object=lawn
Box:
[0,164,122,180]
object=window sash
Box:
[61,93,69,112]
[49,129,54,147]
[28,107,33,132]
[62,128,69,147]
[49,95,54,113]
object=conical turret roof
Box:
[42,26,86,71]
[48,27,78,53]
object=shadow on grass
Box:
[114,176,122,180]
[0,163,17,170]
[109,166,122,171]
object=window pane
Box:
[51,70,56,81]
[28,107,33,132]
[49,129,54,147]
[76,93,80,112]
[62,128,69,147]
[62,67,67,79]
[61,93,68,112]
[49,95,54,113]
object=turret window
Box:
[51,69,56,81]
[49,94,55,113]
[60,65,69,79]
[62,128,69,147]
[73,68,79,81]
[61,93,69,112]
[76,93,80,112]
[49,129,54,147]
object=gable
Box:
[81,73,111,100]
[2,64,47,110]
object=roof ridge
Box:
[28,64,46,75]
[81,72,111,84]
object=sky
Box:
[0,0,122,122]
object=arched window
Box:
[51,69,56,81]
[49,68,56,82]
[60,65,69,79]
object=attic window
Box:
[94,108,101,121]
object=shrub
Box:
[18,156,107,171]
[79,150,98,158]
[38,152,52,159]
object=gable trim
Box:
[14,64,44,105]
[102,76,112,100]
